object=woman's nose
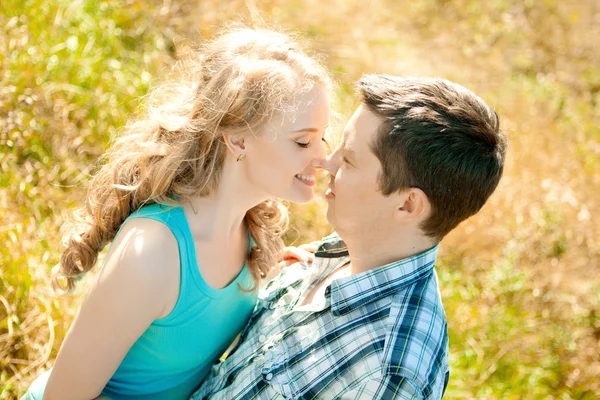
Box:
[316,138,328,160]
[311,139,328,168]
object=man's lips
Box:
[325,186,335,198]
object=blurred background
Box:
[1,0,598,398]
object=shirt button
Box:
[259,334,266,343]
[265,373,273,380]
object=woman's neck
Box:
[183,160,267,241]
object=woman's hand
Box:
[263,241,320,282]
[279,241,319,268]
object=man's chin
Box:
[325,208,336,229]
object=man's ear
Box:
[393,188,430,223]
[223,134,246,157]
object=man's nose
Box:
[320,153,339,175]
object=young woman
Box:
[24,27,331,400]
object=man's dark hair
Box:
[358,75,508,240]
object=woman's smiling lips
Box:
[295,174,316,187]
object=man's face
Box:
[323,105,396,237]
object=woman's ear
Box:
[223,134,246,157]
[393,188,430,224]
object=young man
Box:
[190,75,508,400]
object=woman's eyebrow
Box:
[290,125,329,133]
[292,128,319,133]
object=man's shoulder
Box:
[381,272,449,394]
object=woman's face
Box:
[243,85,330,204]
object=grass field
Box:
[1,0,599,398]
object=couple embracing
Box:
[26,26,507,400]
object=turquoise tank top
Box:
[24,203,258,400]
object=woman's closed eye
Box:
[296,137,327,149]
[295,141,312,148]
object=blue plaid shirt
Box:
[191,233,449,399]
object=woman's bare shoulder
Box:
[100,217,180,285]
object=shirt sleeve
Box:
[337,374,424,400]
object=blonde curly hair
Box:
[54,27,332,292]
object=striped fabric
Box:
[191,233,449,400]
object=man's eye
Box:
[296,141,311,148]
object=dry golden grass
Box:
[1,0,599,398]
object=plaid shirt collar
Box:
[314,234,439,316]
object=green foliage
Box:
[0,0,175,398]
[2,0,599,399]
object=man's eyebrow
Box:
[342,141,356,159]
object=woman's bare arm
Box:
[43,219,180,400]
